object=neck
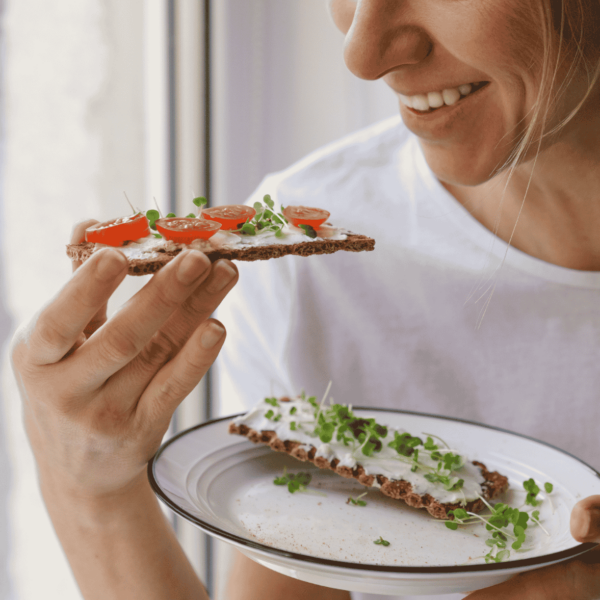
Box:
[444,101,600,271]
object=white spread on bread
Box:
[232,396,486,504]
[92,223,348,259]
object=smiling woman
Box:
[7,1,600,600]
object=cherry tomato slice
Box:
[155,217,222,244]
[201,205,256,230]
[282,206,330,230]
[85,213,151,246]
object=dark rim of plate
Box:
[148,407,599,574]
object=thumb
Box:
[571,495,600,543]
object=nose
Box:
[343,0,432,80]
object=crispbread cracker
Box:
[229,422,509,520]
[66,233,375,276]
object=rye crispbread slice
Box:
[228,422,509,520]
[66,233,375,276]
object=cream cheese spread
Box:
[91,222,348,259]
[233,396,485,504]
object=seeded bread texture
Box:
[66,233,375,276]
[228,422,509,519]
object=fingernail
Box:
[207,261,237,293]
[96,249,127,280]
[177,250,209,285]
[201,322,225,349]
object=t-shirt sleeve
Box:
[213,175,299,416]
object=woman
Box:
[10,1,600,599]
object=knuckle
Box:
[135,331,179,373]
[99,327,140,363]
[151,281,184,312]
[9,324,29,364]
[35,313,72,351]
[181,346,209,373]
[155,378,187,405]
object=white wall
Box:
[212,0,397,209]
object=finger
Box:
[27,248,128,365]
[70,219,100,272]
[74,249,212,388]
[112,259,238,399]
[70,219,110,336]
[572,495,600,543]
[466,559,600,600]
[136,319,226,426]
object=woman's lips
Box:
[398,82,492,139]
[400,82,490,114]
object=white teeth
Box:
[427,91,444,109]
[399,94,413,108]
[412,94,430,112]
[399,82,481,112]
[442,88,461,106]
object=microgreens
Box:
[297,396,466,486]
[347,492,368,507]
[193,196,207,211]
[424,470,465,492]
[146,209,160,230]
[236,194,288,237]
[273,467,312,494]
[264,397,279,407]
[374,537,390,546]
[299,224,317,239]
[445,478,553,563]
[523,478,541,506]
[265,409,279,421]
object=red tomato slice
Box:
[85,213,150,246]
[282,206,330,230]
[155,217,222,244]
[201,205,256,230]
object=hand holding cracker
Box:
[11,218,237,499]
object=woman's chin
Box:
[419,141,509,188]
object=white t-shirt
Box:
[215,116,600,600]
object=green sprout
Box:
[273,467,313,494]
[347,492,368,507]
[299,224,317,238]
[374,537,390,546]
[523,478,541,506]
[236,195,288,237]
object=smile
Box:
[399,82,489,113]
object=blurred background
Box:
[0,0,396,597]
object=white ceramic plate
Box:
[149,408,600,596]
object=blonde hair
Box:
[505,0,600,171]
[475,1,600,323]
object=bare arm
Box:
[228,552,351,600]
[42,473,207,600]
